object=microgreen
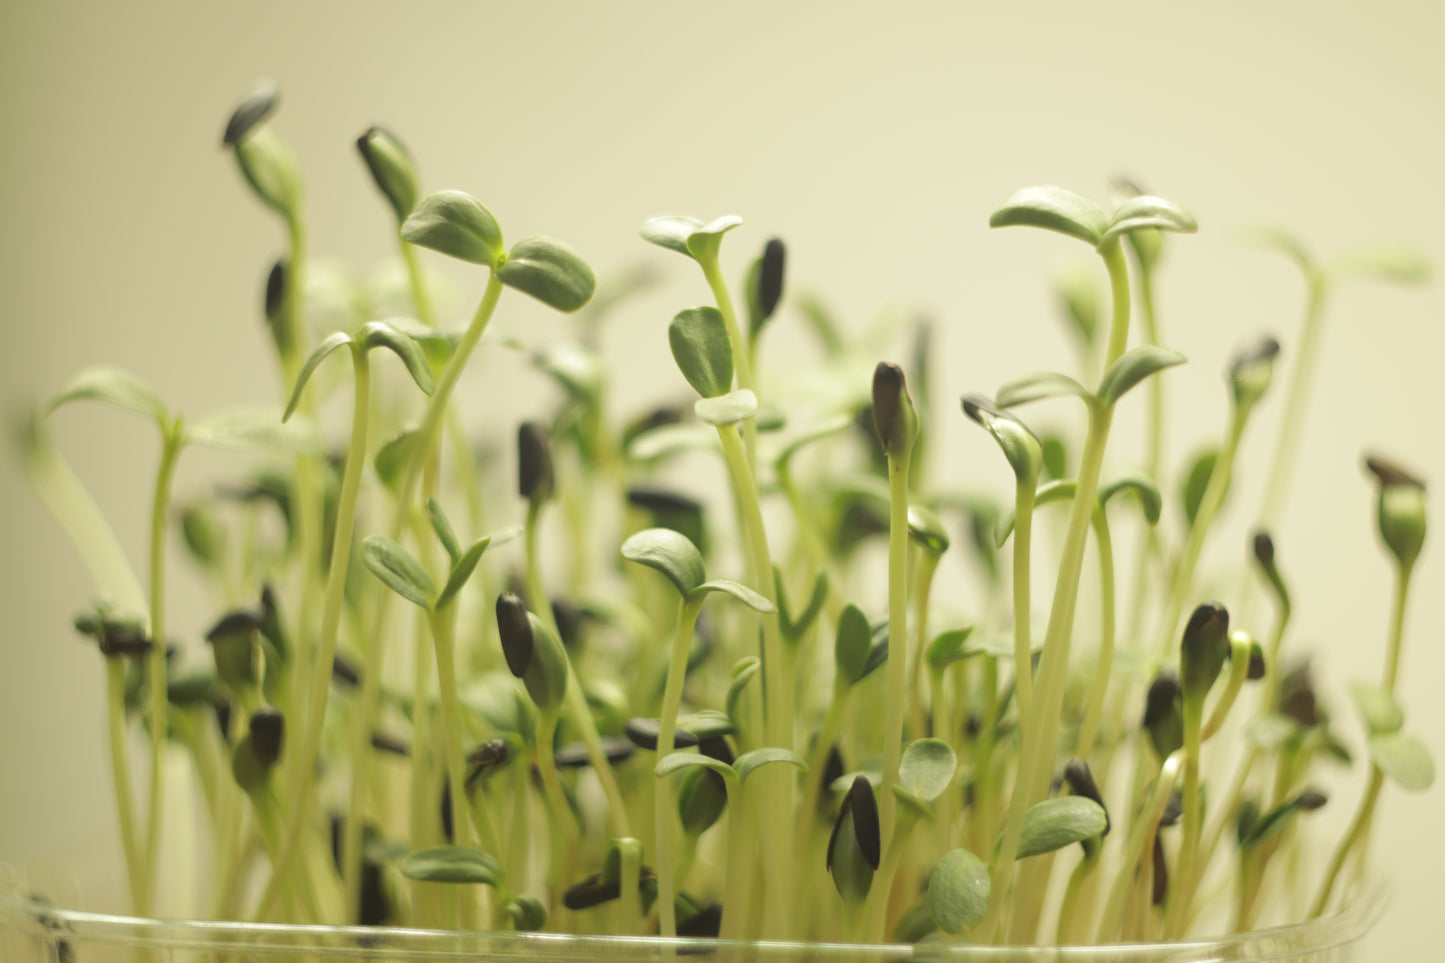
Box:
[21,97,1435,951]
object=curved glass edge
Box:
[0,882,1387,962]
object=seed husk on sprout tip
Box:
[827,775,881,903]
[871,362,916,457]
[249,708,285,767]
[355,125,419,222]
[1364,454,1427,570]
[221,82,280,146]
[757,238,786,321]
[1180,602,1230,699]
[517,421,555,504]
[496,592,535,678]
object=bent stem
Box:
[524,499,633,841]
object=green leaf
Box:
[361,321,437,396]
[1016,796,1108,858]
[925,626,976,669]
[532,341,604,404]
[1369,731,1435,792]
[626,423,720,463]
[928,848,990,934]
[1053,264,1100,347]
[186,407,324,456]
[362,535,436,610]
[773,414,852,470]
[496,237,596,312]
[734,748,808,784]
[640,214,742,262]
[426,498,462,563]
[989,186,1108,247]
[505,893,548,932]
[656,751,735,781]
[776,568,828,644]
[669,307,734,398]
[897,739,956,802]
[907,504,951,555]
[694,389,758,426]
[1241,226,1316,276]
[400,846,503,885]
[283,332,353,421]
[1096,346,1186,409]
[725,657,759,725]
[1245,714,1301,751]
[961,394,1043,482]
[435,526,520,611]
[356,125,419,223]
[401,190,503,267]
[1101,195,1198,243]
[234,129,302,221]
[1349,680,1405,736]
[675,709,735,741]
[994,372,1092,409]
[374,429,416,492]
[1098,472,1163,525]
[1329,246,1432,285]
[1181,448,1219,528]
[691,578,775,613]
[620,527,706,598]
[834,603,872,686]
[48,365,170,425]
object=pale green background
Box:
[1,1,1441,956]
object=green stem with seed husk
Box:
[524,498,634,841]
[980,238,1131,944]
[1310,559,1413,917]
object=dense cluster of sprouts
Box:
[20,83,1437,947]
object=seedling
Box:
[17,85,1436,951]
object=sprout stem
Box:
[140,419,184,915]
[1257,275,1326,527]
[982,238,1131,943]
[1011,478,1037,722]
[105,658,146,913]
[1156,402,1250,660]
[879,448,911,846]
[1310,559,1414,916]
[656,597,705,939]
